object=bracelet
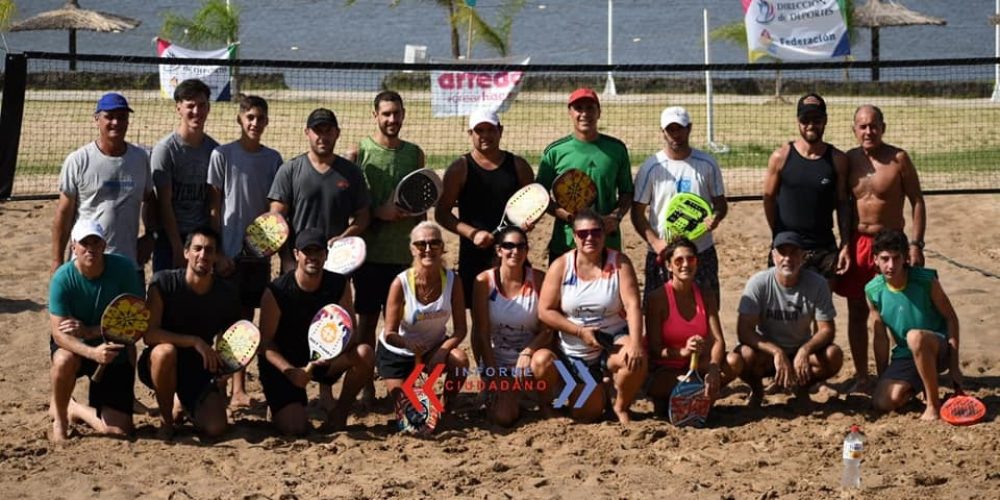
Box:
[909,240,925,249]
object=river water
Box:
[3,0,996,66]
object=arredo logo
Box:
[402,360,599,413]
[755,0,777,24]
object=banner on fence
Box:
[742,0,850,62]
[156,38,236,101]
[430,57,530,117]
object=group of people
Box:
[47,79,962,441]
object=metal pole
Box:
[604,0,617,95]
[993,0,1000,101]
[704,9,714,146]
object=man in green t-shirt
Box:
[345,90,425,408]
[536,88,634,262]
[866,229,961,421]
[48,219,144,441]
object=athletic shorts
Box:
[459,248,494,308]
[375,340,446,380]
[49,340,135,417]
[137,346,218,414]
[257,355,347,415]
[643,246,720,299]
[226,256,271,309]
[880,333,950,394]
[734,343,801,377]
[834,233,877,299]
[767,244,839,279]
[556,329,629,384]
[353,262,408,315]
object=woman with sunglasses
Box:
[471,226,553,426]
[378,221,470,415]
[645,238,741,416]
[535,209,646,423]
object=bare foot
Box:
[612,406,632,424]
[229,391,253,409]
[748,390,764,408]
[50,420,69,442]
[920,406,941,421]
[156,421,176,440]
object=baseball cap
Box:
[568,87,599,106]
[796,93,826,119]
[71,219,106,243]
[306,108,339,129]
[772,231,805,249]
[294,228,327,250]
[95,93,133,114]
[468,108,500,129]
[660,106,691,129]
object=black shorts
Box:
[137,346,219,413]
[881,333,950,394]
[375,340,444,380]
[353,262,408,315]
[556,329,628,384]
[230,256,271,309]
[644,247,720,299]
[258,356,346,415]
[49,340,135,417]
[459,248,494,308]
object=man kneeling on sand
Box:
[867,229,961,420]
[731,231,844,406]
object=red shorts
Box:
[834,233,877,299]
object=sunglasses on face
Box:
[412,239,443,250]
[671,255,698,266]
[573,228,604,240]
[499,241,527,251]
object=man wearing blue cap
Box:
[51,93,154,277]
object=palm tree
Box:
[160,0,239,93]
[0,0,16,53]
[348,0,524,59]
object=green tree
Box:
[0,0,16,53]
[160,0,239,50]
[348,0,525,59]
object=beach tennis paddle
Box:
[661,193,713,242]
[668,355,711,428]
[550,169,597,215]
[394,168,443,215]
[395,388,441,436]
[305,304,353,374]
[493,183,549,233]
[215,320,261,375]
[941,383,986,426]
[244,212,290,258]
[93,293,150,382]
[323,236,367,275]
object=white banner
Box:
[431,57,530,117]
[156,38,236,101]
[742,0,850,62]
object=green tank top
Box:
[864,267,947,359]
[358,137,423,264]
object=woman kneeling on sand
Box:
[532,209,646,423]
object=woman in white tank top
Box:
[535,209,647,423]
[379,222,470,415]
[471,226,552,426]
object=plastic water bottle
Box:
[841,425,865,489]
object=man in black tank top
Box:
[763,93,852,280]
[435,109,534,313]
[257,228,374,435]
[138,226,241,439]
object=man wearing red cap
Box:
[536,88,634,262]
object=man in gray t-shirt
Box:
[733,231,843,407]
[51,93,154,273]
[151,79,218,271]
[268,108,371,271]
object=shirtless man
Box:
[840,105,926,393]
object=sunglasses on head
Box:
[573,228,604,240]
[671,255,698,266]
[499,241,527,250]
[412,239,443,250]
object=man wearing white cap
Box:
[632,106,728,305]
[51,92,154,276]
[436,108,534,309]
[48,219,144,441]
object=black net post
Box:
[0,53,28,200]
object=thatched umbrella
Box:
[852,0,946,81]
[9,0,140,70]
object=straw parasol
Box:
[9,0,140,70]
[852,0,946,81]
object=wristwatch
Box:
[909,240,925,249]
